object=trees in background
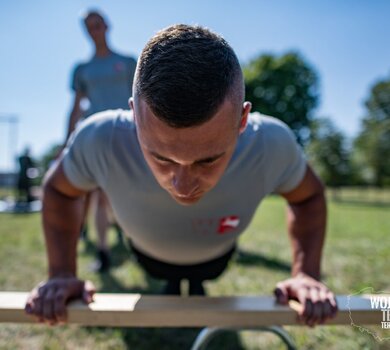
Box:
[243,51,390,187]
[353,79,390,187]
[39,144,62,173]
[243,51,319,145]
[306,118,352,187]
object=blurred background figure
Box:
[16,147,35,205]
[65,9,137,272]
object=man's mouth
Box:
[172,192,202,204]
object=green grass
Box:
[0,192,389,349]
[327,187,390,205]
[0,187,15,199]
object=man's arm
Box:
[25,160,95,325]
[43,160,86,277]
[275,165,338,326]
[282,165,326,279]
[65,91,85,141]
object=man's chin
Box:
[171,193,203,206]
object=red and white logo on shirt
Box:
[218,215,240,234]
[114,62,125,72]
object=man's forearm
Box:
[287,190,327,279]
[42,183,85,278]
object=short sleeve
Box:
[262,118,307,193]
[62,112,113,191]
[71,64,86,93]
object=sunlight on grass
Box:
[0,192,389,349]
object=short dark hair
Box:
[134,24,243,128]
[81,9,107,26]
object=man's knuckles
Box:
[55,293,66,304]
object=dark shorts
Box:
[131,243,236,282]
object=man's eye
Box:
[199,158,218,166]
[155,157,172,163]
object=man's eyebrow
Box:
[150,151,225,164]
[195,152,226,163]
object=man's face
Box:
[84,15,107,43]
[131,96,251,205]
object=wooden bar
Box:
[0,292,385,327]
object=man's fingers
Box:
[66,279,85,296]
[82,280,96,304]
[25,278,90,325]
[275,275,338,327]
[328,292,338,317]
[42,287,56,325]
[302,298,315,326]
[317,289,333,324]
[274,282,289,305]
[305,288,339,326]
[25,287,38,315]
[319,299,333,324]
[296,287,308,314]
[31,287,46,322]
[295,287,310,324]
[54,289,68,324]
[307,288,322,327]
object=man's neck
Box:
[94,41,111,58]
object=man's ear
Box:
[239,101,251,134]
[129,97,139,128]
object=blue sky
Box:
[1,0,389,170]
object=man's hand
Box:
[274,273,338,327]
[25,277,96,325]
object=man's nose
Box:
[172,166,199,196]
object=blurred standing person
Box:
[66,9,137,272]
[16,147,35,204]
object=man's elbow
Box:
[307,165,326,197]
[283,165,326,206]
[42,162,86,200]
[311,177,326,203]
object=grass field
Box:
[0,192,389,349]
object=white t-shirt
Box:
[63,110,306,264]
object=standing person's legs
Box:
[92,189,111,272]
[16,178,28,203]
[95,189,110,251]
[131,244,236,295]
[80,192,91,240]
[104,196,124,245]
